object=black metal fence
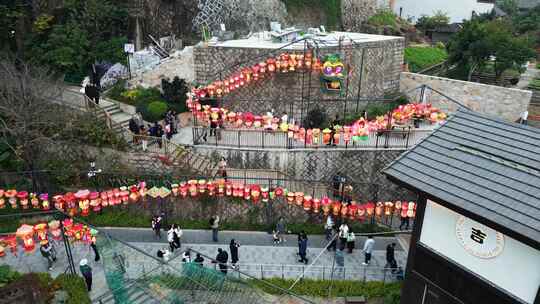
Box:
[193,126,433,150]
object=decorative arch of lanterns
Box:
[187,51,447,145]
[0,182,416,255]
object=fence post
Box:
[282,264,285,280]
[238,131,241,148]
[261,264,264,280]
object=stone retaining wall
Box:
[400,72,532,122]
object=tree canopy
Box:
[415,10,450,33]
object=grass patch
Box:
[404,46,448,72]
[281,0,341,28]
[529,78,540,90]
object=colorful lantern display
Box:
[384,201,394,217]
[250,185,261,203]
[261,187,269,202]
[348,202,358,220]
[357,204,366,219]
[188,180,198,197]
[34,223,48,245]
[286,192,295,205]
[129,186,139,202]
[375,202,384,217]
[75,190,91,216]
[332,201,342,216]
[40,193,50,210]
[48,220,62,240]
[198,180,207,194]
[243,185,251,200]
[303,195,312,211]
[322,197,331,215]
[16,224,35,252]
[119,187,129,205]
[64,192,77,216]
[89,192,101,212]
[312,198,321,213]
[100,192,109,208]
[274,187,284,197]
[53,195,64,211]
[30,193,39,208]
[207,181,216,196]
[365,202,375,216]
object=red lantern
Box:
[198,180,207,194]
[225,181,233,196]
[274,187,284,197]
[0,189,4,209]
[407,202,416,218]
[332,201,341,216]
[188,180,198,197]
[64,192,77,216]
[340,203,348,218]
[180,182,188,198]
[384,201,394,217]
[295,192,304,206]
[357,204,366,220]
[366,202,375,216]
[16,224,35,252]
[322,197,332,215]
[261,187,269,202]
[348,202,358,220]
[40,193,50,210]
[251,185,261,203]
[207,181,216,196]
[267,58,276,72]
[34,223,48,245]
[312,198,321,213]
[100,192,109,208]
[75,190,91,216]
[53,194,64,211]
[303,195,312,211]
[17,191,29,209]
[401,203,408,218]
[129,186,139,202]
[119,187,130,206]
[259,62,267,75]
[286,192,295,205]
[244,185,251,200]
[89,192,101,213]
[252,65,260,81]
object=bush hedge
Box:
[146,101,169,122]
[53,274,91,304]
[404,46,448,72]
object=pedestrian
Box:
[157,123,164,148]
[210,215,220,242]
[152,215,162,239]
[338,222,349,250]
[399,214,410,231]
[335,248,345,278]
[386,243,397,270]
[79,259,93,291]
[362,236,375,266]
[272,230,280,245]
[210,114,218,137]
[229,239,240,268]
[90,236,100,262]
[324,214,334,241]
[135,111,143,129]
[276,217,286,244]
[140,125,148,152]
[332,173,342,198]
[281,112,288,125]
[342,185,353,203]
[521,110,528,125]
[194,253,204,267]
[327,228,338,252]
[173,224,183,249]
[40,241,56,271]
[298,231,308,264]
[214,248,229,274]
[182,250,192,263]
[157,248,171,262]
[218,157,228,181]
[346,231,356,254]
[167,225,176,253]
[328,116,339,146]
[129,116,140,143]
[165,123,173,140]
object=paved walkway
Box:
[516,63,539,90]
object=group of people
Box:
[128,110,180,151]
[325,216,356,254]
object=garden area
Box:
[106,77,189,122]
[0,265,90,304]
[404,45,448,73]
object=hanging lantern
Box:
[312,198,321,213]
[64,192,77,216]
[401,202,408,218]
[251,185,261,203]
[340,203,348,218]
[215,180,225,197]
[294,192,304,206]
[30,193,40,209]
[252,65,260,81]
[187,180,198,197]
[357,204,366,220]
[53,195,64,211]
[312,129,321,145]
[207,84,216,97]
[375,202,384,217]
[322,197,332,215]
[120,187,130,206]
[274,187,284,197]
[394,201,402,215]
[407,202,416,218]
[39,193,50,210]
[129,186,140,202]
[89,192,101,213]
[17,191,29,209]
[225,181,233,196]
[332,201,342,216]
[207,180,216,196]
[288,54,296,72]
[322,128,332,145]
[259,62,267,75]
[215,81,224,97]
[261,187,269,202]
[16,224,35,252]
[267,58,276,72]
[305,52,313,69]
[243,185,251,200]
[303,195,312,211]
[384,201,394,217]
[0,189,4,209]
[179,182,188,197]
[238,184,246,198]
[100,192,109,208]
[286,192,295,205]
[296,55,304,69]
[348,202,358,220]
[366,202,375,216]
[242,68,253,83]
[232,184,239,197]
[139,182,147,200]
[280,53,290,72]
[34,223,48,245]
[76,190,91,216]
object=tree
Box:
[447,20,491,81]
[496,0,518,16]
[415,10,450,33]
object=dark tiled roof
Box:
[384,109,540,245]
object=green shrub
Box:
[106,79,128,102]
[145,101,168,122]
[368,10,398,29]
[529,78,540,90]
[53,274,91,304]
[0,265,22,287]
[280,0,341,27]
[435,41,445,49]
[404,46,448,72]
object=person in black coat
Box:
[298,231,308,264]
[214,248,229,274]
[229,239,240,268]
[386,243,397,270]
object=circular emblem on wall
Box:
[455,216,505,259]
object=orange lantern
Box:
[322,197,332,215]
[64,192,77,216]
[16,224,35,252]
[340,203,348,218]
[305,52,313,69]
[225,181,233,196]
[295,192,304,206]
[71,224,84,241]
[375,202,384,217]
[34,223,48,245]
[63,219,73,238]
[366,202,375,216]
[89,192,101,212]
[53,194,64,211]
[188,180,198,197]
[384,201,394,217]
[30,193,40,208]
[280,53,290,72]
[394,201,402,215]
[332,201,341,216]
[40,193,50,210]
[243,185,251,200]
[129,186,139,202]
[18,191,29,209]
[333,132,340,145]
[261,187,269,202]
[303,195,312,211]
[286,191,295,204]
[100,192,109,208]
[312,198,321,213]
[180,182,188,198]
[0,189,4,209]
[251,185,261,203]
[171,184,179,196]
[348,202,358,220]
[48,220,62,240]
[407,202,416,218]
[322,128,332,145]
[357,204,366,220]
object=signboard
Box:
[124,43,135,54]
[420,200,540,304]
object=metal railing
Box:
[193,125,433,150]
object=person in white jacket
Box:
[167,226,176,253]
[362,236,375,265]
